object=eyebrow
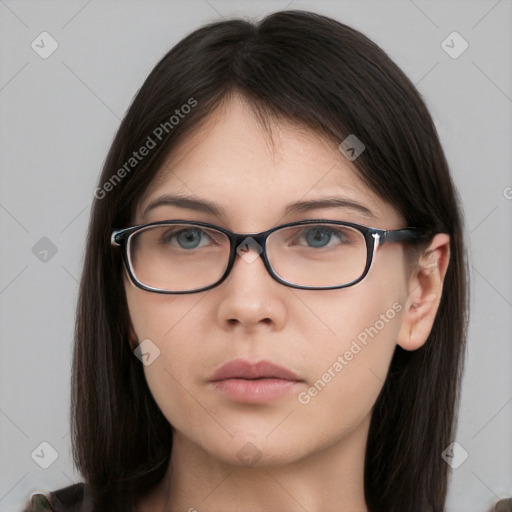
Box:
[141,194,376,221]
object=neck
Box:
[138,414,370,512]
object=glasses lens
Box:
[267,223,368,287]
[128,224,230,292]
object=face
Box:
[124,94,412,468]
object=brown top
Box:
[23,483,136,512]
[24,484,90,512]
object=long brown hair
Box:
[72,10,468,511]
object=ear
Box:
[397,234,450,351]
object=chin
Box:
[195,432,311,469]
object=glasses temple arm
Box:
[379,228,435,245]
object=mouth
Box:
[209,359,304,403]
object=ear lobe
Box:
[397,233,450,351]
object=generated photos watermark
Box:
[338,134,365,161]
[94,97,197,200]
[134,338,161,366]
[298,301,403,405]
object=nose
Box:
[215,240,288,331]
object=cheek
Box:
[124,277,194,340]
[125,281,208,372]
[141,319,219,441]
[124,281,210,427]
[293,253,407,430]
[295,296,404,418]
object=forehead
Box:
[136,95,403,229]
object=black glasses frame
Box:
[111,219,433,294]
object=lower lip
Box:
[210,378,302,403]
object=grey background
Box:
[0,1,511,510]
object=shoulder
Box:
[491,498,512,512]
[23,483,139,512]
[23,483,88,512]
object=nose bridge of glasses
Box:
[232,232,267,265]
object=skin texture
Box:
[125,93,450,512]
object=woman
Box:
[26,9,470,512]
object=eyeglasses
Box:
[111,219,432,294]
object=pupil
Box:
[307,228,330,247]
[178,229,200,248]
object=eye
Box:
[297,226,351,248]
[161,227,213,249]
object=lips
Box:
[209,359,301,382]
[208,359,303,403]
